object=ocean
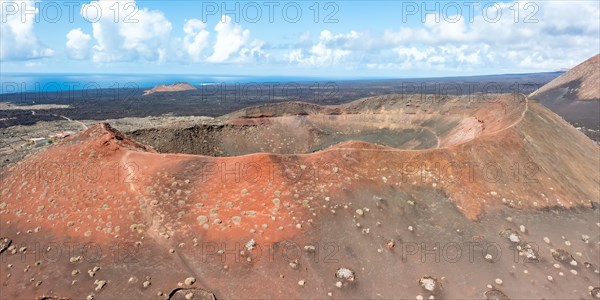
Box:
[0,73,336,94]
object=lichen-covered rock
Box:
[418,276,441,293]
[335,267,356,282]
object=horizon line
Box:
[0,70,566,81]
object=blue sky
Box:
[1,0,599,77]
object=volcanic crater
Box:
[127,94,525,156]
[0,92,598,300]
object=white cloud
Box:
[53,0,598,73]
[382,46,481,71]
[182,19,210,62]
[393,47,432,62]
[68,7,262,64]
[383,14,471,45]
[379,0,600,71]
[0,0,54,61]
[80,0,172,63]
[287,30,361,66]
[66,28,91,60]
[238,40,269,63]
[206,16,250,63]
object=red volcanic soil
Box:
[0,94,599,299]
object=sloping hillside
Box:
[530,54,600,141]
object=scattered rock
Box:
[418,276,440,293]
[581,234,590,243]
[386,240,395,249]
[500,229,521,243]
[168,287,217,300]
[184,277,196,285]
[196,216,208,224]
[130,224,146,233]
[584,262,598,272]
[303,245,316,252]
[69,255,81,263]
[485,288,510,300]
[245,239,256,251]
[335,267,356,282]
[551,249,577,266]
[500,229,538,260]
[0,237,11,254]
[94,280,107,291]
[88,268,98,277]
[244,211,257,217]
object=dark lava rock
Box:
[551,249,576,265]
[485,289,510,300]
[591,288,600,299]
[0,237,11,254]
[584,262,600,273]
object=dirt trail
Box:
[332,94,529,153]
[53,113,88,129]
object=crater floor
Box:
[127,94,526,156]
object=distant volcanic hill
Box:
[531,54,599,102]
[143,82,197,96]
[1,91,598,299]
[529,54,600,140]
